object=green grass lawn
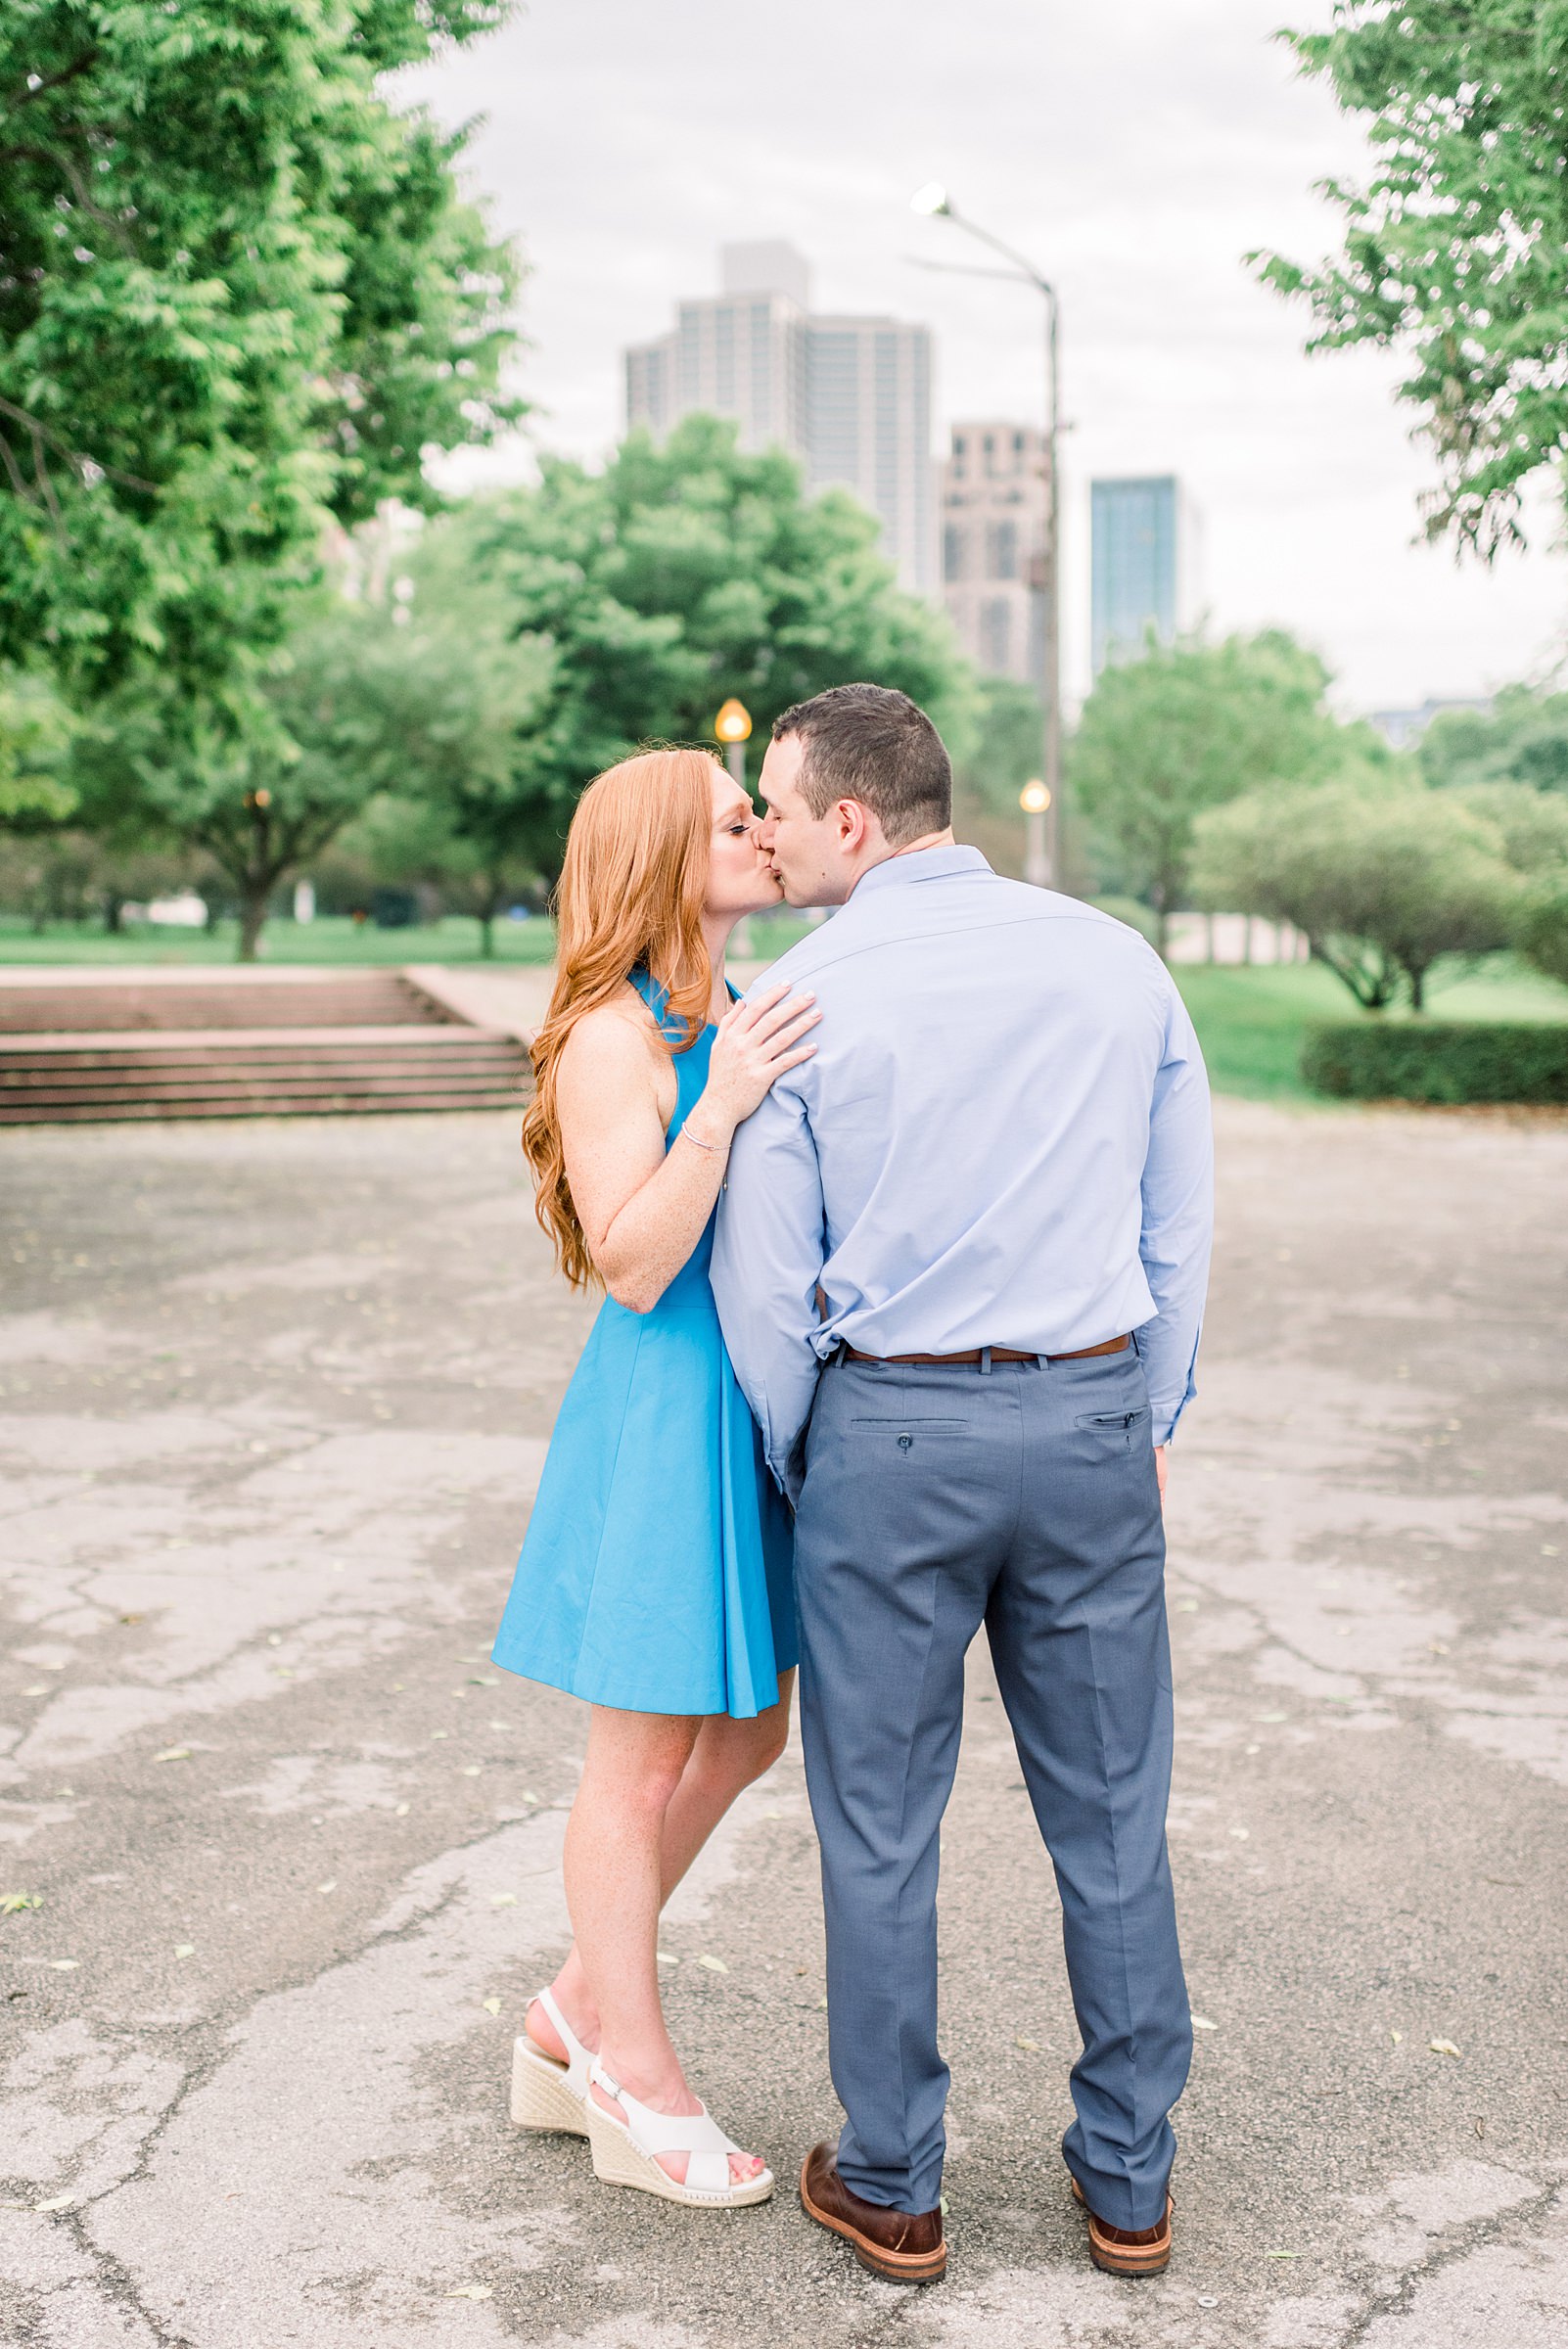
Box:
[0,913,559,966]
[5,912,1564,1104]
[1174,956,1568,1102]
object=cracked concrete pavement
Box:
[1,1098,1565,2348]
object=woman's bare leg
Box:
[529,1681,793,2185]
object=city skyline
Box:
[623,244,937,594]
[402,0,1568,714]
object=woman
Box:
[494,745,818,2210]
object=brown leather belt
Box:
[844,1335,1130,1368]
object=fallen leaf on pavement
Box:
[1015,2036,1040,2051]
[1,1894,42,1915]
[1429,2039,1461,2058]
[1192,2015,1218,2032]
[316,1881,337,1895]
[490,1893,517,1908]
[173,1944,195,1958]
[153,1747,191,1763]
[696,1954,728,1973]
[445,2284,492,2300]
[34,2196,74,2214]
[482,1998,501,2015]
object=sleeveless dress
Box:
[492,970,797,1720]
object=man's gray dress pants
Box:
[794,1347,1190,2230]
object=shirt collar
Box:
[848,844,992,902]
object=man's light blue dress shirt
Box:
[710,846,1213,1502]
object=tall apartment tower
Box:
[624,245,937,595]
[1089,475,1196,672]
[940,421,1047,681]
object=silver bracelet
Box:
[677,1123,728,1156]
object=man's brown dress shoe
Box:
[799,2142,946,2282]
[1070,2174,1173,2276]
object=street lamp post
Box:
[1019,779,1051,889]
[714,697,753,792]
[715,698,756,957]
[912,184,1062,889]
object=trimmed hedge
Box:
[1301,1021,1568,1104]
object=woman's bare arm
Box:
[557,987,818,1313]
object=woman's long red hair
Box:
[522,747,720,1287]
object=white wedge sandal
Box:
[583,2055,774,2208]
[510,1987,592,2138]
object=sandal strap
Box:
[589,2057,741,2161]
[531,1988,589,2093]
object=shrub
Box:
[1301,1022,1568,1104]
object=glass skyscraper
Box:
[1089,476,1189,673]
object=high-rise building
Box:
[623,245,937,595]
[941,422,1046,682]
[1089,476,1195,672]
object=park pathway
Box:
[1,1100,1565,2348]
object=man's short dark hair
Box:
[771,683,951,846]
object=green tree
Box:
[1254,4,1568,557]
[1519,873,1568,986]
[421,415,974,838]
[1421,685,1568,796]
[1068,629,1359,955]
[0,0,520,711]
[0,668,74,820]
[325,576,556,956]
[1192,778,1519,1011]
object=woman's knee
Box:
[581,1711,698,1819]
[695,1714,788,1797]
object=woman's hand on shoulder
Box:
[698,982,820,1136]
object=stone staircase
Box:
[0,970,532,1126]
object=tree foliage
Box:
[0,0,520,707]
[1067,629,1359,952]
[1254,3,1568,558]
[1192,776,1520,1010]
[1421,683,1568,794]
[0,666,74,819]
[423,415,974,824]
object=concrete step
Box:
[0,1024,530,1124]
[0,971,455,1035]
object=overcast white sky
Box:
[401,0,1568,714]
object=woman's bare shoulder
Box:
[556,992,664,1090]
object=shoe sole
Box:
[511,2038,589,2137]
[800,2155,947,2283]
[1071,2177,1173,2276]
[584,2099,774,2208]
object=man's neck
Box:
[847,827,956,896]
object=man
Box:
[709,683,1212,2287]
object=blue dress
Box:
[492,970,797,1720]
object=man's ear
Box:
[835,799,872,852]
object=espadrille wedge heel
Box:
[584,2056,773,2209]
[510,1988,592,2138]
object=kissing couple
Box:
[491,684,1213,2285]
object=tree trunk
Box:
[102,890,124,936]
[1408,964,1425,1013]
[237,886,269,962]
[1153,901,1171,961]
